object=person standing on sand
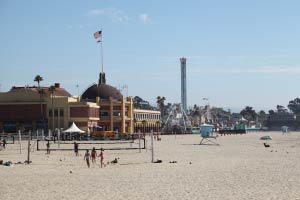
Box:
[91,147,97,164]
[46,141,50,154]
[2,139,6,149]
[99,148,104,168]
[74,142,79,156]
[84,150,90,168]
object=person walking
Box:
[99,148,104,168]
[91,147,97,164]
[46,141,50,154]
[84,150,90,168]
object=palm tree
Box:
[34,75,44,127]
[156,96,166,120]
[142,120,147,134]
[48,85,56,131]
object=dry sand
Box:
[1,131,300,200]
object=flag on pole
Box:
[94,31,102,39]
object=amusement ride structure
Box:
[163,57,192,133]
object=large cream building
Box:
[0,73,161,135]
[0,83,99,132]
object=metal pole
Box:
[27,131,31,164]
[151,129,154,163]
[52,94,54,132]
[100,29,104,73]
[18,130,22,154]
[138,131,141,153]
[58,129,60,149]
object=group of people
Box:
[44,141,105,168]
[83,147,104,168]
[74,142,105,168]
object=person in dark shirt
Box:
[46,141,50,154]
[99,148,104,168]
[2,139,6,149]
[74,142,79,156]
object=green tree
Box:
[288,98,300,116]
[133,96,143,109]
[276,105,288,113]
[257,110,268,124]
[156,96,166,119]
[240,106,257,121]
[268,109,275,115]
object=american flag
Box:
[94,31,102,39]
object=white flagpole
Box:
[100,29,104,73]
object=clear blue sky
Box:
[1,0,300,112]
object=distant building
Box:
[0,83,99,132]
[81,72,134,134]
[0,72,162,134]
[134,109,161,133]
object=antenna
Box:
[120,84,128,97]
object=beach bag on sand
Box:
[260,136,272,140]
[3,161,13,166]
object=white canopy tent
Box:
[239,117,247,122]
[62,122,85,140]
[63,122,85,133]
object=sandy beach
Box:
[1,131,300,200]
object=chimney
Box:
[54,83,60,88]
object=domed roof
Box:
[81,83,122,101]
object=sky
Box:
[1,0,300,112]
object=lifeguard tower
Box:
[281,126,289,134]
[199,124,219,145]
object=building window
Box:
[60,109,64,117]
[101,111,109,117]
[54,109,58,117]
[113,112,121,117]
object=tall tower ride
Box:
[180,57,187,113]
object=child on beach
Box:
[84,150,90,168]
[99,148,104,168]
[91,147,97,164]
